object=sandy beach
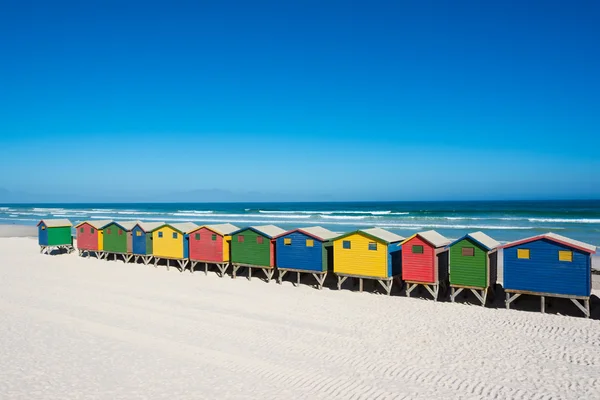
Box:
[0,236,599,399]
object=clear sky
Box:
[1,0,599,202]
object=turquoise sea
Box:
[1,200,600,246]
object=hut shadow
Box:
[153,258,185,273]
[45,247,72,256]
[485,285,599,320]
[395,281,452,302]
[333,276,401,295]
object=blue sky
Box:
[1,0,599,202]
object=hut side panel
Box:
[449,238,487,288]
[38,224,48,245]
[230,230,271,266]
[504,239,591,297]
[387,243,402,277]
[276,231,324,272]
[189,227,224,262]
[402,236,435,282]
[76,223,99,251]
[40,225,71,246]
[333,233,387,278]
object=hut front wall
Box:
[276,231,324,272]
[504,239,591,297]
[189,227,224,262]
[333,233,387,278]
[132,226,147,255]
[402,236,435,283]
[76,223,99,251]
[230,230,271,267]
[449,238,488,288]
[102,223,128,253]
[153,226,184,258]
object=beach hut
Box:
[273,226,339,289]
[37,219,74,254]
[401,230,451,301]
[230,225,286,281]
[500,232,597,317]
[74,220,113,258]
[332,228,404,295]
[101,221,138,263]
[447,231,500,306]
[188,223,239,276]
[151,222,197,272]
[131,221,164,265]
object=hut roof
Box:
[402,230,450,248]
[37,219,72,228]
[191,223,239,236]
[134,221,165,233]
[273,226,339,241]
[448,231,500,251]
[232,225,286,239]
[75,220,113,229]
[112,221,140,231]
[333,227,404,244]
[500,232,596,254]
[169,222,199,234]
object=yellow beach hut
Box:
[332,227,404,295]
[151,222,198,271]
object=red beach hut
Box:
[188,223,239,276]
[401,230,451,301]
[75,220,112,257]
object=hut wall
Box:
[76,223,99,251]
[387,242,402,277]
[230,230,271,266]
[402,236,435,282]
[223,236,231,262]
[504,239,591,297]
[38,223,48,245]
[449,238,488,288]
[132,226,147,255]
[189,227,224,262]
[153,226,184,258]
[333,233,387,278]
[103,223,128,253]
[276,231,324,272]
[127,232,132,253]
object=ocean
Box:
[1,200,600,246]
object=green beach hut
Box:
[37,219,74,254]
[230,224,286,281]
[447,231,500,306]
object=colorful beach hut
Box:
[500,232,597,317]
[151,222,197,271]
[230,225,286,281]
[332,228,404,295]
[75,220,113,258]
[447,231,500,306]
[273,226,339,289]
[401,230,450,301]
[131,221,164,264]
[37,219,74,254]
[101,221,138,262]
[188,223,239,276]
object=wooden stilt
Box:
[337,275,348,290]
[541,296,545,314]
[278,270,287,284]
[205,262,208,275]
[358,278,363,292]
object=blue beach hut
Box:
[500,232,596,317]
[131,221,164,264]
[273,226,339,289]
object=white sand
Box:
[1,237,600,399]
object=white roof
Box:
[361,227,405,243]
[170,222,199,233]
[39,219,72,228]
[544,232,596,253]
[301,226,339,241]
[76,220,113,229]
[136,221,165,232]
[252,224,286,238]
[114,221,140,231]
[417,230,451,247]
[467,231,500,250]
[204,223,239,235]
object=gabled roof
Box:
[401,230,450,248]
[170,222,199,234]
[333,227,404,244]
[231,224,286,239]
[74,220,113,229]
[37,219,72,228]
[134,221,165,233]
[113,221,140,231]
[500,232,596,254]
[448,231,500,251]
[190,223,240,236]
[273,226,339,241]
